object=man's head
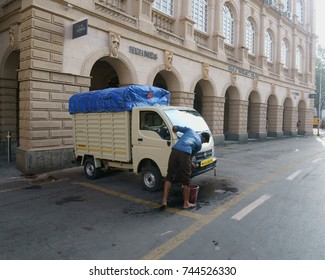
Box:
[201,132,210,143]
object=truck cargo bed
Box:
[73,111,131,162]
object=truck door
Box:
[132,110,172,177]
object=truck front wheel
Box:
[84,158,101,179]
[141,166,163,192]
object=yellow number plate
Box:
[200,158,214,167]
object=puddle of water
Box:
[55,196,86,205]
[22,185,42,190]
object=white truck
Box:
[70,85,217,191]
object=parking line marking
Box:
[231,195,271,221]
[286,169,303,181]
[75,182,205,220]
[0,187,22,193]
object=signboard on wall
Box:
[73,18,88,39]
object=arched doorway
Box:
[297,100,307,135]
[90,60,119,90]
[152,70,180,106]
[153,73,168,90]
[194,83,203,114]
[89,56,133,90]
[0,50,20,161]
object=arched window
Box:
[296,0,304,23]
[245,18,255,54]
[153,0,174,16]
[264,30,273,62]
[281,39,289,68]
[192,0,208,32]
[223,4,234,45]
[296,46,303,72]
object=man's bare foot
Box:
[160,203,167,210]
[183,203,196,209]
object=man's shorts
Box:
[165,148,191,185]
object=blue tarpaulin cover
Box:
[69,85,170,114]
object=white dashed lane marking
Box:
[231,194,271,221]
[286,169,303,181]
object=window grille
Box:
[153,0,174,16]
[296,47,302,72]
[281,40,289,68]
[296,0,304,23]
[192,0,208,32]
[245,19,255,54]
[223,4,234,45]
[264,30,273,62]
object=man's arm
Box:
[172,125,187,133]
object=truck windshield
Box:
[163,109,210,133]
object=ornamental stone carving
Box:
[109,32,121,58]
[165,50,173,71]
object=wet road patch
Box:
[55,196,86,205]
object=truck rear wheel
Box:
[84,158,101,179]
[141,166,163,192]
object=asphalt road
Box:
[1,131,325,260]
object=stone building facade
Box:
[0,0,316,174]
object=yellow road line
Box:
[0,187,22,193]
[76,182,205,220]
[0,178,68,194]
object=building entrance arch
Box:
[152,69,181,106]
[0,50,19,160]
[297,100,307,135]
[89,56,134,89]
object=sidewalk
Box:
[0,156,83,185]
[0,156,25,184]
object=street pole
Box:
[318,65,322,136]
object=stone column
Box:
[238,0,249,67]
[283,106,298,136]
[202,96,225,145]
[207,0,216,50]
[16,7,91,174]
[212,0,226,59]
[169,91,194,108]
[267,105,283,137]
[276,19,283,76]
[179,1,196,48]
[248,103,267,140]
[227,99,248,143]
[134,0,155,33]
[302,108,314,136]
[291,27,298,81]
[259,9,268,72]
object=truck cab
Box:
[132,106,217,191]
